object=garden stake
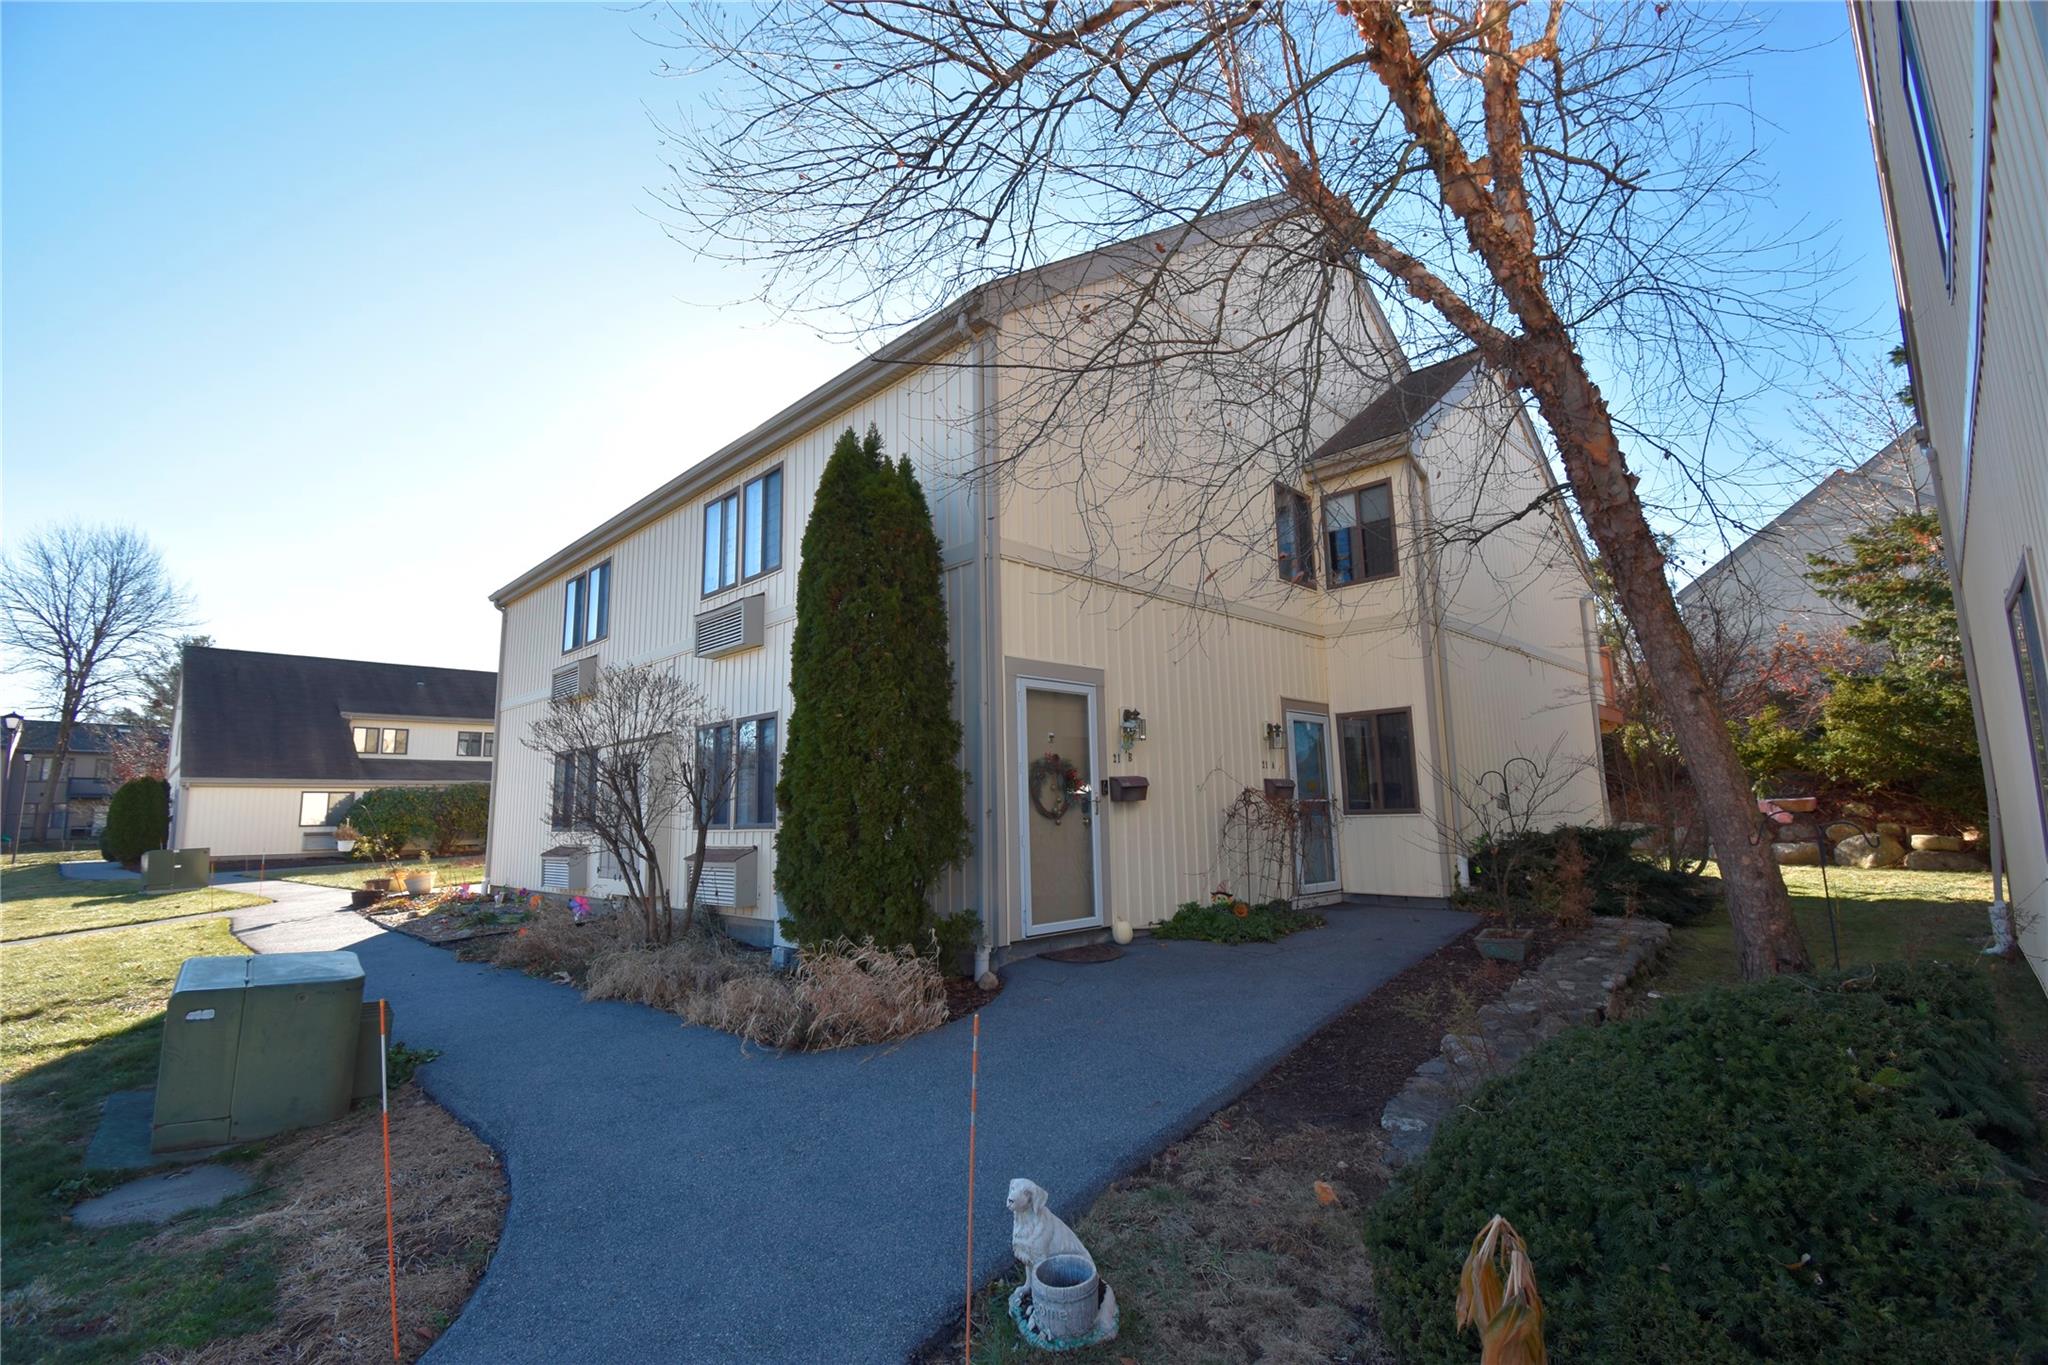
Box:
[379,999,400,1361]
[965,1011,980,1364]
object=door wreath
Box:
[1029,751,1083,823]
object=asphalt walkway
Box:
[221,879,1473,1363]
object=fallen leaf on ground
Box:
[1314,1180,1340,1206]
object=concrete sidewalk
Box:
[221,880,1472,1364]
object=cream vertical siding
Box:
[1860,1,2048,991]
[487,354,985,934]
[179,785,336,861]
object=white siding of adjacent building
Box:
[487,353,984,936]
[1857,1,2048,991]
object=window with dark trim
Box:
[353,726,379,755]
[551,749,597,831]
[1898,3,1955,287]
[562,561,611,653]
[1275,485,1315,586]
[381,728,408,755]
[484,732,496,758]
[299,791,356,827]
[703,468,783,596]
[457,730,486,757]
[1336,708,1419,813]
[1325,481,1398,585]
[2007,567,2048,836]
[696,714,779,827]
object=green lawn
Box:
[273,855,484,890]
[1654,863,2048,1112]
[0,861,269,943]
[0,872,279,1362]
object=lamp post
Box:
[2,713,24,864]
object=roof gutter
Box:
[489,291,991,607]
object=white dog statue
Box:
[1007,1178,1089,1274]
[1007,1178,1119,1343]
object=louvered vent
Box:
[694,593,766,658]
[540,845,588,891]
[551,656,597,702]
[540,857,571,890]
[688,846,758,908]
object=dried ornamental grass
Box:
[796,940,947,1049]
[1457,1215,1547,1365]
[682,973,811,1050]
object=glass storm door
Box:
[1018,679,1104,936]
[1287,711,1340,894]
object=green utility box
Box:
[151,951,367,1152]
[142,847,211,892]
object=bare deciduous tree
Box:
[524,663,736,944]
[662,0,1825,975]
[0,523,192,844]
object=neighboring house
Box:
[168,646,496,860]
[1677,434,1932,646]
[1,720,124,844]
[1852,2,2048,988]
[486,211,1607,956]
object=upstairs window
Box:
[1337,708,1418,813]
[1275,486,1315,586]
[562,561,611,653]
[457,730,489,757]
[351,726,409,755]
[703,468,783,596]
[484,732,496,758]
[1326,481,1398,585]
[1898,3,1955,286]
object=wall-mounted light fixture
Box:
[1264,721,1286,750]
[1119,708,1147,756]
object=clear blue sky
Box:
[2,2,1897,696]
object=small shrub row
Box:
[1467,824,1716,924]
[345,783,489,860]
[472,903,946,1050]
[1154,898,1324,945]
[1366,961,2045,1364]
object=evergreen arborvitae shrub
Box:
[1365,962,2045,1364]
[1468,824,1715,923]
[100,777,169,866]
[776,426,969,949]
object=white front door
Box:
[1017,677,1105,936]
[1286,710,1340,895]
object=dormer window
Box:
[562,562,611,653]
[353,726,408,755]
[1326,481,1398,585]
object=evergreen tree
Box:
[100,777,169,866]
[1806,512,1985,826]
[776,426,969,948]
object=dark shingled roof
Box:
[1313,351,1482,463]
[16,721,122,754]
[178,646,496,783]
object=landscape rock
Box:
[1876,821,1907,840]
[1910,834,1964,852]
[1834,832,1906,868]
[1772,841,1821,866]
[1903,849,1988,872]
[1379,917,1669,1169]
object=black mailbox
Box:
[1263,778,1296,798]
[1106,775,1150,802]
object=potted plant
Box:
[403,850,434,897]
[1468,834,1534,961]
[1476,910,1533,962]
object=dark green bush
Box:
[99,777,168,865]
[346,784,489,860]
[1468,824,1715,923]
[427,782,489,853]
[1366,962,2045,1364]
[1153,899,1323,945]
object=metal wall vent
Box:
[688,846,757,908]
[694,594,766,659]
[551,655,597,702]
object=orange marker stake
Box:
[965,1011,980,1364]
[380,999,400,1361]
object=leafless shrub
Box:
[467,899,624,978]
[1215,787,1310,905]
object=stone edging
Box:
[1380,916,1671,1168]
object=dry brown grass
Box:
[150,1086,505,1364]
[475,907,948,1051]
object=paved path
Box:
[221,879,1473,1364]
[56,859,141,882]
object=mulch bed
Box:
[364,897,529,946]
[1233,924,1557,1135]
[944,973,1003,1021]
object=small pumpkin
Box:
[1232,900,1251,918]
